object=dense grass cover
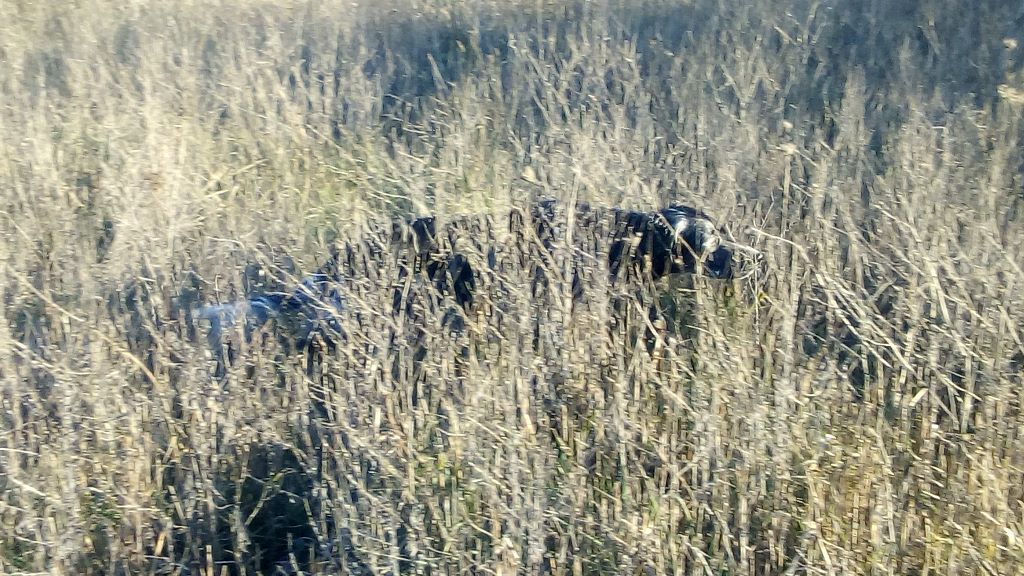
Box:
[2,1,1023,574]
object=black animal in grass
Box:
[196,200,746,351]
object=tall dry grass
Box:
[2,0,1023,574]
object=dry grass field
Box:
[2,0,1024,574]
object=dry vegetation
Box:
[2,0,1024,574]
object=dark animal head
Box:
[658,205,734,279]
[609,204,736,281]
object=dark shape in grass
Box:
[196,199,754,354]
